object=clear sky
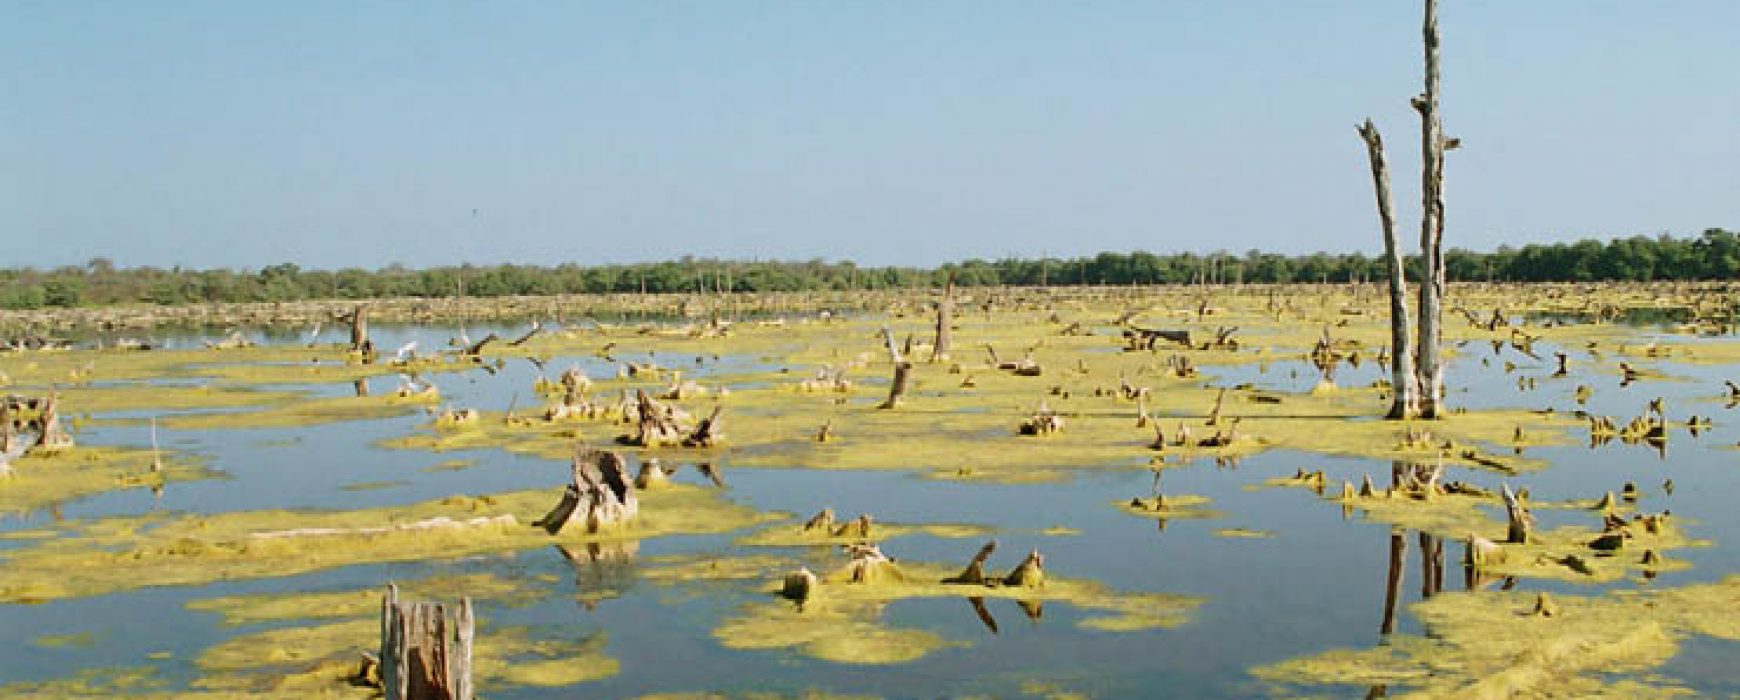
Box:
[2,1,1735,269]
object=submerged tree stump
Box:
[534,448,638,535]
[379,584,473,700]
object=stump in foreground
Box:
[378,584,473,700]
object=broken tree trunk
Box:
[946,540,998,584]
[0,400,17,455]
[682,405,723,447]
[533,448,638,535]
[351,304,374,364]
[1414,0,1449,418]
[31,393,72,452]
[1501,483,1532,544]
[879,327,910,409]
[932,271,955,362]
[1002,548,1046,589]
[1358,119,1419,419]
[379,584,474,700]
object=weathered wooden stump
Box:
[533,448,638,535]
[379,584,473,700]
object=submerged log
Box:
[533,448,638,535]
[379,584,473,700]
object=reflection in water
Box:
[1380,531,1406,637]
[1017,599,1044,621]
[556,541,639,611]
[967,596,998,635]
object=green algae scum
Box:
[5,282,1740,697]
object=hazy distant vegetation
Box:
[2,229,1736,310]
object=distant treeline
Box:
[2,229,1737,310]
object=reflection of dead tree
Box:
[534,448,638,535]
[556,541,639,610]
[1381,530,1406,636]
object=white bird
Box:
[306,322,323,345]
[394,340,418,363]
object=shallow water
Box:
[3,315,1739,698]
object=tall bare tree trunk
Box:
[1414,0,1447,418]
[932,272,955,362]
[1358,120,1418,419]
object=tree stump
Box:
[878,328,910,409]
[533,448,638,535]
[1002,548,1046,589]
[31,393,73,453]
[1501,483,1532,544]
[379,584,473,700]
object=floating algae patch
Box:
[58,384,304,415]
[0,666,172,698]
[34,631,96,648]
[734,520,994,548]
[0,445,213,515]
[157,392,440,430]
[0,483,781,603]
[1115,494,1221,522]
[336,479,405,492]
[192,618,618,694]
[1261,474,1704,583]
[1252,576,1740,698]
[1214,528,1276,539]
[420,457,478,472]
[716,598,959,664]
[187,572,544,626]
[694,551,1202,664]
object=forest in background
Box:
[1,229,1736,310]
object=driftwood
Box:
[379,584,473,700]
[533,448,638,535]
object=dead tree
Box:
[682,405,723,447]
[1414,0,1451,418]
[878,327,910,409]
[946,540,998,585]
[350,304,374,363]
[534,449,638,535]
[1501,483,1532,544]
[932,272,955,362]
[378,584,473,700]
[31,393,72,452]
[1358,119,1419,419]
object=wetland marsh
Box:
[3,283,1740,698]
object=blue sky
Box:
[2,1,1735,269]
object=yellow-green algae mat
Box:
[0,445,211,516]
[1259,473,1706,584]
[0,482,781,603]
[639,549,1203,665]
[0,572,620,699]
[1253,576,1740,698]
